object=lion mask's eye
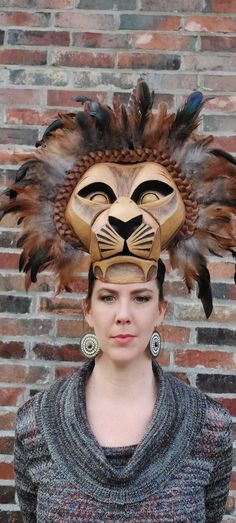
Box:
[78,182,116,204]
[131,180,173,205]
[89,193,109,204]
[140,192,159,204]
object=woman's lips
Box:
[112,335,135,344]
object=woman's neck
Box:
[87,353,157,403]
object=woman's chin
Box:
[99,347,148,366]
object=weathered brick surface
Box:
[0,2,236,520]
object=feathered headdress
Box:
[1,80,236,317]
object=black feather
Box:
[23,246,53,282]
[74,96,93,104]
[15,160,39,183]
[2,188,17,199]
[19,251,26,272]
[137,81,153,135]
[16,233,30,249]
[170,91,204,144]
[197,264,213,318]
[36,119,64,147]
[157,258,166,301]
[210,148,236,165]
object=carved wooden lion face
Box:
[65,162,185,282]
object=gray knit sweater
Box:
[14,361,232,523]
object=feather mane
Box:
[0,79,236,315]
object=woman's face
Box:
[85,279,166,365]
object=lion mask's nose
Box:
[108,215,142,240]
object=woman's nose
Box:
[115,301,131,324]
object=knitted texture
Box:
[14,361,232,523]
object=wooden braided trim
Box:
[54,148,198,248]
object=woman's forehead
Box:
[93,279,158,294]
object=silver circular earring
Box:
[149,331,161,358]
[80,333,100,359]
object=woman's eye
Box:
[140,192,159,204]
[134,296,150,303]
[100,295,115,302]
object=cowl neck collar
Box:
[37,360,206,504]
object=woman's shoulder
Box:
[166,370,232,440]
[15,368,81,446]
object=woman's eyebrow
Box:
[130,288,154,295]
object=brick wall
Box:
[0,0,235,520]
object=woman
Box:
[1,80,234,521]
[14,268,232,522]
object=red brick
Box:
[0,150,16,165]
[56,319,85,338]
[1,127,38,146]
[174,349,234,369]
[118,53,180,70]
[47,89,107,107]
[55,12,116,30]
[0,11,50,27]
[8,30,70,47]
[0,510,22,523]
[55,366,80,379]
[120,14,181,31]
[218,398,236,417]
[230,472,236,491]
[204,115,236,133]
[5,108,57,126]
[0,318,53,337]
[208,262,235,280]
[39,296,83,315]
[0,436,14,454]
[0,412,16,430]
[0,462,14,480]
[0,272,53,293]
[156,349,170,367]
[51,50,114,69]
[8,0,73,5]
[0,387,25,406]
[134,34,196,51]
[206,96,236,112]
[32,342,84,362]
[0,342,25,359]
[183,54,236,72]
[0,49,47,66]
[78,0,136,7]
[72,32,132,50]
[9,68,68,87]
[201,36,236,52]
[0,88,40,105]
[206,0,236,13]
[170,372,190,385]
[174,304,236,323]
[164,281,189,299]
[185,15,236,33]
[69,278,90,293]
[159,74,198,90]
[160,325,190,344]
[0,365,50,384]
[211,135,236,153]
[0,253,19,270]
[140,0,201,9]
